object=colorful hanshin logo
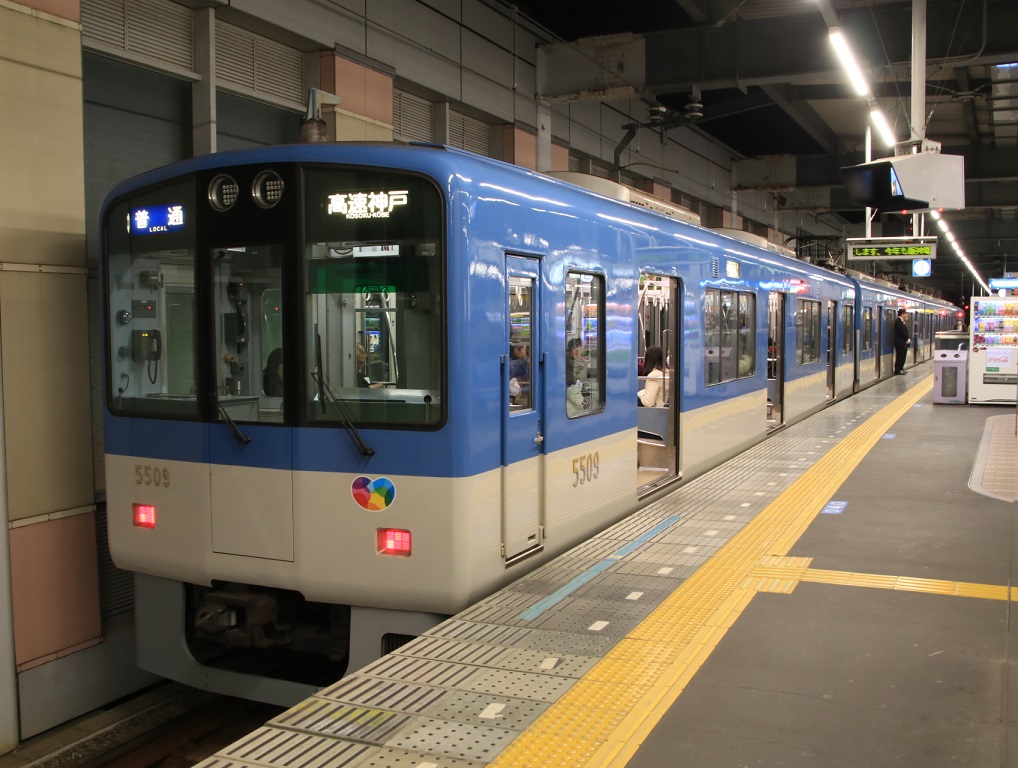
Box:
[351,476,396,511]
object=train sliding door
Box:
[637,275,679,492]
[826,300,836,400]
[502,255,544,563]
[767,292,785,429]
[881,307,896,378]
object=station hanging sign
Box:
[846,236,937,261]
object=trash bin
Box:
[935,331,968,351]
[933,349,967,404]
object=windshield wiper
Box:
[209,393,252,444]
[310,368,375,457]
[314,330,374,457]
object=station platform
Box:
[197,367,1018,768]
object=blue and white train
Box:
[101,142,959,702]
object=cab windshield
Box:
[104,165,445,429]
[303,167,444,428]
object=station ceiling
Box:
[505,0,1018,306]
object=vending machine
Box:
[969,295,1018,403]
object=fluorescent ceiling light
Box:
[829,30,870,97]
[869,109,897,147]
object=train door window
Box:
[212,244,284,422]
[303,168,444,428]
[862,308,873,352]
[796,299,821,364]
[767,292,782,380]
[104,181,198,418]
[736,293,755,377]
[509,277,533,410]
[841,305,854,354]
[883,308,896,348]
[565,272,604,417]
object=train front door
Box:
[207,243,294,562]
[502,255,544,563]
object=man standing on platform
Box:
[893,308,910,375]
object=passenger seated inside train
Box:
[263,347,283,397]
[637,346,666,408]
[566,337,590,415]
[356,343,384,389]
[509,340,530,407]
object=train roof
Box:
[102,141,958,312]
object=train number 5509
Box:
[135,464,170,487]
[571,452,599,487]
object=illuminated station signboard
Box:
[846,236,938,261]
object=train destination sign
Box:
[129,204,185,235]
[327,189,408,220]
[846,236,937,261]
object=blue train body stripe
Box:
[516,515,682,621]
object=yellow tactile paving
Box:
[489,379,933,768]
[894,576,956,594]
[799,567,851,585]
[801,568,1012,601]
[845,572,901,589]
[742,555,815,592]
[952,582,1009,600]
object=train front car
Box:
[102,145,483,702]
[103,143,659,703]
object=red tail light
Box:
[377,528,411,557]
[133,503,156,528]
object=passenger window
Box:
[705,288,755,384]
[565,272,604,417]
[720,290,738,379]
[704,289,722,385]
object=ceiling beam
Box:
[759,84,838,154]
[671,0,712,25]
[538,1,1018,99]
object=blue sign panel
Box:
[130,204,185,235]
